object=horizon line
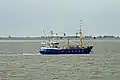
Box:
[0,35,119,37]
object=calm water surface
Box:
[0,40,120,80]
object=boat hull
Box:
[39,46,93,55]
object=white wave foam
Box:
[22,53,40,55]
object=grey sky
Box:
[0,0,120,37]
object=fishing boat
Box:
[39,20,93,54]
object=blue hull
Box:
[40,46,93,55]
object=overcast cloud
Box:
[0,0,120,36]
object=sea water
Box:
[0,40,120,80]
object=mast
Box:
[50,30,54,38]
[68,38,70,46]
[80,20,83,48]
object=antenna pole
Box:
[68,38,69,46]
[80,20,83,48]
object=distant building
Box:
[97,36,103,38]
[116,36,120,38]
[103,36,114,38]
[8,36,11,38]
[84,36,92,38]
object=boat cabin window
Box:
[50,42,59,48]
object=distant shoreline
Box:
[0,36,119,40]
